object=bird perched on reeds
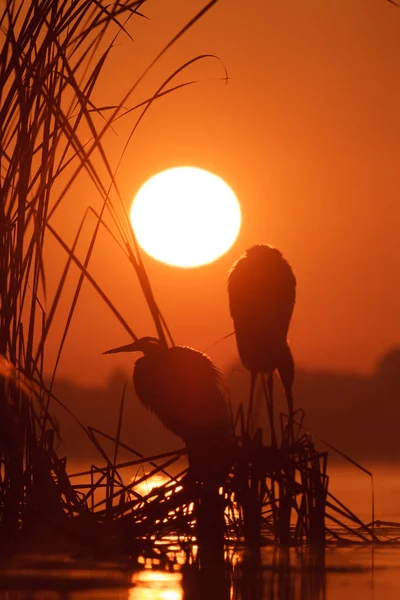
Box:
[228,245,296,438]
[104,337,232,484]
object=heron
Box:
[104,337,232,546]
[103,337,232,484]
[228,245,296,441]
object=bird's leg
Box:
[278,379,294,446]
[246,372,257,436]
[277,344,295,446]
[233,403,245,438]
[268,372,278,447]
[261,373,277,448]
[285,388,294,446]
[196,479,225,566]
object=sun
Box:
[130,166,241,268]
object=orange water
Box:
[1,461,400,598]
[0,546,399,599]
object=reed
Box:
[0,0,223,539]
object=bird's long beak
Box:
[103,342,138,355]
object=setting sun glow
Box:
[130,167,241,267]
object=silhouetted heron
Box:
[228,245,296,440]
[104,337,232,484]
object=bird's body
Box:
[228,245,296,435]
[133,344,228,438]
[105,338,232,483]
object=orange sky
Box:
[45,0,400,385]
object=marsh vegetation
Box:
[0,5,397,598]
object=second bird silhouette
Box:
[228,244,296,442]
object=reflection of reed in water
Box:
[159,544,326,600]
[231,548,326,600]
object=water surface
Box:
[1,462,400,599]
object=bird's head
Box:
[103,336,166,357]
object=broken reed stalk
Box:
[223,387,378,547]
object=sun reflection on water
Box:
[130,571,183,600]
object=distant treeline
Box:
[51,347,400,464]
